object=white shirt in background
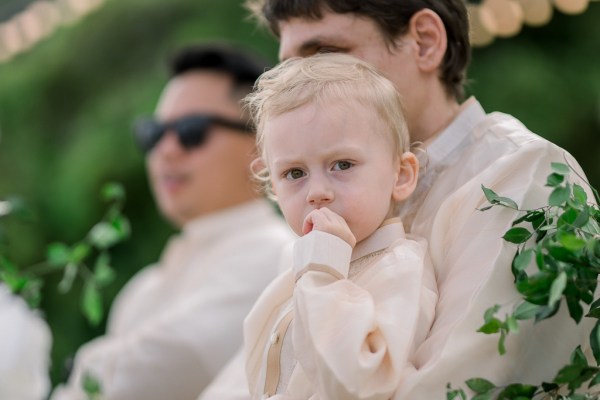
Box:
[51,199,295,400]
[0,283,52,400]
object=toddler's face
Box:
[264,100,410,244]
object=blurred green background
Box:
[0,0,598,389]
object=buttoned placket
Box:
[262,309,294,398]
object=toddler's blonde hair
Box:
[243,53,410,196]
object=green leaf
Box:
[102,182,125,202]
[471,393,493,400]
[506,315,520,334]
[483,304,501,323]
[586,298,600,318]
[572,184,588,205]
[546,173,565,187]
[555,364,599,391]
[588,371,600,388]
[516,272,554,305]
[558,234,586,252]
[478,318,502,334]
[535,304,560,322]
[548,245,575,263]
[590,320,600,366]
[496,383,537,399]
[571,345,588,367]
[503,227,532,244]
[513,249,533,273]
[46,243,71,266]
[514,302,540,320]
[558,207,578,227]
[548,271,567,307]
[94,253,115,287]
[551,162,570,176]
[549,185,571,207]
[571,206,590,228]
[110,215,130,238]
[482,185,500,203]
[70,243,91,264]
[446,384,466,400]
[58,263,78,293]
[82,371,102,395]
[481,185,518,210]
[498,330,507,355]
[466,378,496,394]
[566,295,584,324]
[82,281,103,326]
[531,213,547,232]
[88,222,120,249]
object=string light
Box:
[468,0,595,46]
[0,0,596,60]
[0,0,107,63]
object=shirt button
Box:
[270,332,279,345]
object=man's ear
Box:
[408,9,447,73]
[392,152,419,202]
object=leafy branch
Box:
[0,182,130,326]
[448,162,600,399]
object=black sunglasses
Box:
[133,114,253,153]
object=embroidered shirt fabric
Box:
[244,220,437,400]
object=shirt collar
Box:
[351,218,405,262]
[182,199,278,244]
[422,97,486,170]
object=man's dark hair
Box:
[246,0,470,100]
[168,43,271,100]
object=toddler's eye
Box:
[332,161,353,171]
[285,169,306,180]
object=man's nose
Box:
[153,129,184,157]
[306,176,334,207]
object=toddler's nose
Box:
[306,178,334,207]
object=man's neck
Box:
[409,88,461,145]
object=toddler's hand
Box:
[302,207,356,248]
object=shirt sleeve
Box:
[292,230,436,400]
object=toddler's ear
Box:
[392,152,419,202]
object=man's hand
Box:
[302,207,356,248]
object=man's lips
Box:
[158,173,190,193]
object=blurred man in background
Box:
[51,43,294,400]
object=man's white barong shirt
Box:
[51,200,294,400]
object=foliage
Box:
[0,183,130,326]
[448,163,600,399]
[82,372,103,400]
